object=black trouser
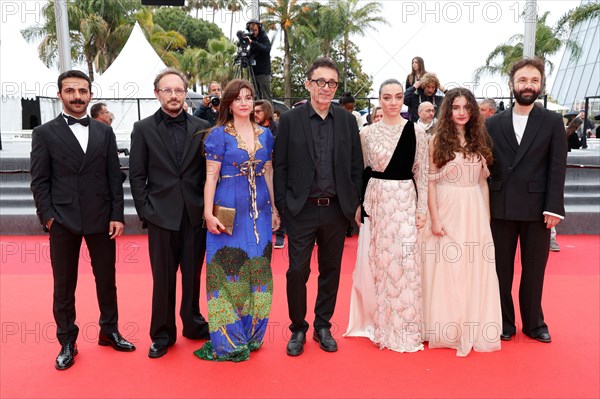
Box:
[285,200,347,334]
[491,219,550,337]
[49,222,118,346]
[147,209,207,345]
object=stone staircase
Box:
[1,139,599,235]
[0,142,145,235]
[560,138,600,234]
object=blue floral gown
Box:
[194,122,274,362]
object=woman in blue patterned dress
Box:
[194,79,279,362]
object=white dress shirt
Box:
[63,113,89,153]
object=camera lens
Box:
[211,96,220,107]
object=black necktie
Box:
[65,114,90,127]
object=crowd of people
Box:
[30,54,570,369]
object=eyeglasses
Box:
[234,96,254,104]
[310,79,339,89]
[158,88,186,96]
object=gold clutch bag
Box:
[213,204,235,235]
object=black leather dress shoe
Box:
[148,342,168,358]
[286,331,306,356]
[500,332,514,341]
[313,328,338,352]
[98,332,136,352]
[532,332,552,343]
[55,343,78,370]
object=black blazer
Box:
[30,115,124,234]
[273,102,363,221]
[129,110,209,231]
[486,106,567,221]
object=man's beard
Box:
[513,88,540,106]
[165,100,183,112]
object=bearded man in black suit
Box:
[485,58,567,344]
[129,68,210,359]
[30,70,135,371]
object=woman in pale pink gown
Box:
[345,79,428,352]
[344,106,384,340]
[421,88,502,357]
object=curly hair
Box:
[432,87,493,168]
[419,72,440,89]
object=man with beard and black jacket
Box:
[246,19,272,102]
[129,68,210,359]
[485,58,567,345]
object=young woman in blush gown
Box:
[345,79,428,352]
[420,87,502,357]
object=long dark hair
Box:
[202,79,255,146]
[406,56,426,87]
[214,79,255,127]
[432,88,493,168]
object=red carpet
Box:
[1,234,598,398]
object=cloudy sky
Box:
[1,0,581,101]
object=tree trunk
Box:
[283,29,291,107]
[343,33,349,92]
[87,58,94,82]
[229,11,234,41]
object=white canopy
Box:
[0,25,58,99]
[92,22,167,99]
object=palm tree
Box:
[473,11,581,85]
[184,0,204,19]
[260,0,310,104]
[555,1,600,34]
[196,37,237,85]
[291,2,340,59]
[178,47,202,91]
[225,0,247,41]
[22,0,141,80]
[331,0,387,91]
[79,14,109,81]
[204,0,227,23]
[135,8,188,68]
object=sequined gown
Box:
[194,122,274,362]
[361,120,428,352]
[420,153,502,356]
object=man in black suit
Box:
[30,70,135,371]
[274,57,363,356]
[129,68,210,359]
[485,58,567,344]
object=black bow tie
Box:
[165,112,186,126]
[65,114,89,127]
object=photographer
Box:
[246,19,272,102]
[193,81,221,127]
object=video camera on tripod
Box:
[235,30,255,68]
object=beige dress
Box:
[421,153,502,356]
[361,121,428,352]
